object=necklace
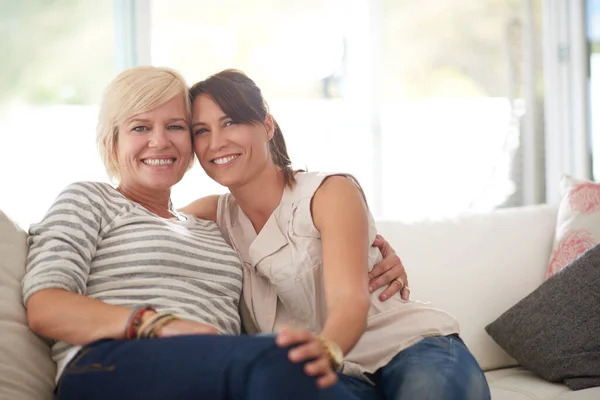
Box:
[168,199,187,222]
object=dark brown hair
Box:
[189,69,296,186]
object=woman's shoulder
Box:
[291,171,362,200]
[54,181,120,207]
[292,172,371,223]
[31,181,122,233]
[60,180,113,192]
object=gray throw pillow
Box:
[485,243,600,391]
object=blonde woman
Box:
[22,66,358,400]
[184,70,491,400]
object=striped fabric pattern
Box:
[22,181,242,367]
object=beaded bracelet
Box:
[124,305,155,340]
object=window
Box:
[0,1,114,229]
[151,0,375,208]
[154,0,544,220]
[588,0,600,180]
[3,0,545,228]
[380,0,544,221]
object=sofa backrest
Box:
[0,203,558,397]
[375,204,558,371]
[0,210,56,400]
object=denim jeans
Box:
[338,335,491,400]
[55,334,358,400]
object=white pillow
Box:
[0,209,55,399]
[547,174,600,278]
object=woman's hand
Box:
[276,327,338,389]
[155,318,219,337]
[369,234,410,301]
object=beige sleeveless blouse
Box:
[217,171,459,380]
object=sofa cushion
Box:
[485,243,600,391]
[486,368,600,400]
[547,174,600,278]
[0,210,55,399]
[376,204,558,371]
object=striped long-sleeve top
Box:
[22,181,243,381]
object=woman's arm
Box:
[311,175,371,355]
[276,176,370,388]
[27,290,217,345]
[23,183,135,344]
[25,183,218,345]
[179,195,220,222]
[27,289,133,345]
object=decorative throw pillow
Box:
[546,174,600,279]
[0,209,56,399]
[485,242,600,390]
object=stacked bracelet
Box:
[124,305,156,340]
[136,312,178,339]
[318,335,344,372]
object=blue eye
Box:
[133,126,148,133]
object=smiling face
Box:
[192,94,274,189]
[116,94,192,193]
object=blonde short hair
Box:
[97,66,192,181]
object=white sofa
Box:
[376,203,600,400]
[1,204,599,399]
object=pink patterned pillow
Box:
[547,175,600,279]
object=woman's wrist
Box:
[124,305,156,339]
[318,335,344,371]
[136,312,178,338]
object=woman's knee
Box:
[252,342,306,377]
[383,365,488,400]
[246,341,318,399]
[450,337,491,399]
[408,373,488,400]
[381,336,490,400]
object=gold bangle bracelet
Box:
[318,335,344,371]
[147,314,178,338]
[137,312,175,339]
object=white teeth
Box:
[143,158,174,166]
[213,155,239,165]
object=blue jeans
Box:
[338,335,491,400]
[56,335,358,400]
